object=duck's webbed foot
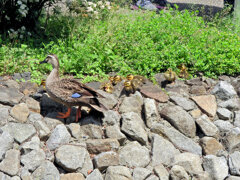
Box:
[57,108,71,119]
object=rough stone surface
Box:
[218,98,240,111]
[0,106,10,126]
[171,152,203,174]
[214,120,233,134]
[153,164,169,180]
[77,150,93,177]
[217,107,233,120]
[195,114,219,138]
[119,141,150,168]
[0,149,20,176]
[25,97,41,113]
[170,95,195,111]
[46,124,71,151]
[93,151,119,170]
[190,109,202,119]
[102,110,121,126]
[144,98,160,128]
[105,125,126,144]
[86,139,119,154]
[119,92,143,114]
[97,90,118,110]
[229,151,240,176]
[20,136,41,154]
[105,166,132,180]
[200,137,223,155]
[151,134,180,166]
[60,173,85,180]
[1,123,36,144]
[191,95,217,117]
[80,124,103,139]
[121,112,148,145]
[203,155,228,180]
[145,175,159,180]
[190,85,207,95]
[32,160,60,180]
[132,167,152,180]
[0,87,24,106]
[86,169,103,180]
[21,149,46,172]
[223,127,240,152]
[34,120,51,140]
[67,123,81,140]
[234,111,240,128]
[10,103,30,123]
[55,145,87,172]
[0,131,14,161]
[160,105,196,137]
[226,176,240,180]
[151,121,202,155]
[28,112,43,123]
[169,165,190,180]
[211,81,237,100]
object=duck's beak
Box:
[39,59,48,64]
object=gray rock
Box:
[145,175,158,180]
[102,110,121,126]
[60,173,85,180]
[25,97,40,113]
[1,80,19,89]
[55,145,87,172]
[217,108,233,120]
[133,167,152,180]
[169,165,189,180]
[171,152,203,174]
[160,105,196,138]
[0,87,24,106]
[203,155,228,180]
[21,149,46,172]
[67,123,81,139]
[80,124,103,139]
[153,164,169,180]
[20,136,40,154]
[86,138,119,154]
[0,149,20,176]
[190,85,207,95]
[28,113,43,123]
[195,114,219,138]
[0,106,10,126]
[200,137,223,155]
[121,112,148,145]
[222,127,240,152]
[97,90,118,110]
[229,151,240,176]
[214,120,233,134]
[144,98,160,128]
[119,91,143,115]
[86,169,103,180]
[77,150,93,177]
[170,96,195,111]
[105,166,132,180]
[192,171,211,180]
[93,151,119,170]
[105,125,126,144]
[151,121,202,155]
[0,131,14,160]
[32,160,60,180]
[234,111,240,128]
[211,81,237,100]
[34,120,51,140]
[0,172,11,180]
[119,141,150,168]
[1,123,36,144]
[218,98,240,111]
[46,124,71,151]
[226,176,240,180]
[151,134,180,166]
[43,117,63,131]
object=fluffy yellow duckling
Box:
[124,78,143,95]
[178,64,189,79]
[112,75,122,85]
[164,68,177,83]
[100,82,114,93]
[126,74,146,83]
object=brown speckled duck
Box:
[40,54,107,122]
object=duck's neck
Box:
[46,67,60,86]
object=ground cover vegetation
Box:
[0,0,239,83]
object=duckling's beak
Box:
[39,59,48,64]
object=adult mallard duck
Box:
[40,54,107,122]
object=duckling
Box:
[124,78,143,95]
[124,80,134,94]
[178,64,189,79]
[126,74,146,83]
[40,79,46,89]
[112,75,122,85]
[164,68,177,84]
[108,76,114,83]
[100,82,114,93]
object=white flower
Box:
[20,35,23,39]
[97,1,103,5]
[93,11,98,15]
[86,7,93,12]
[17,1,22,5]
[5,15,10,20]
[100,5,105,9]
[107,6,111,10]
[105,1,110,6]
[21,26,26,31]
[88,2,93,5]
[92,3,97,7]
